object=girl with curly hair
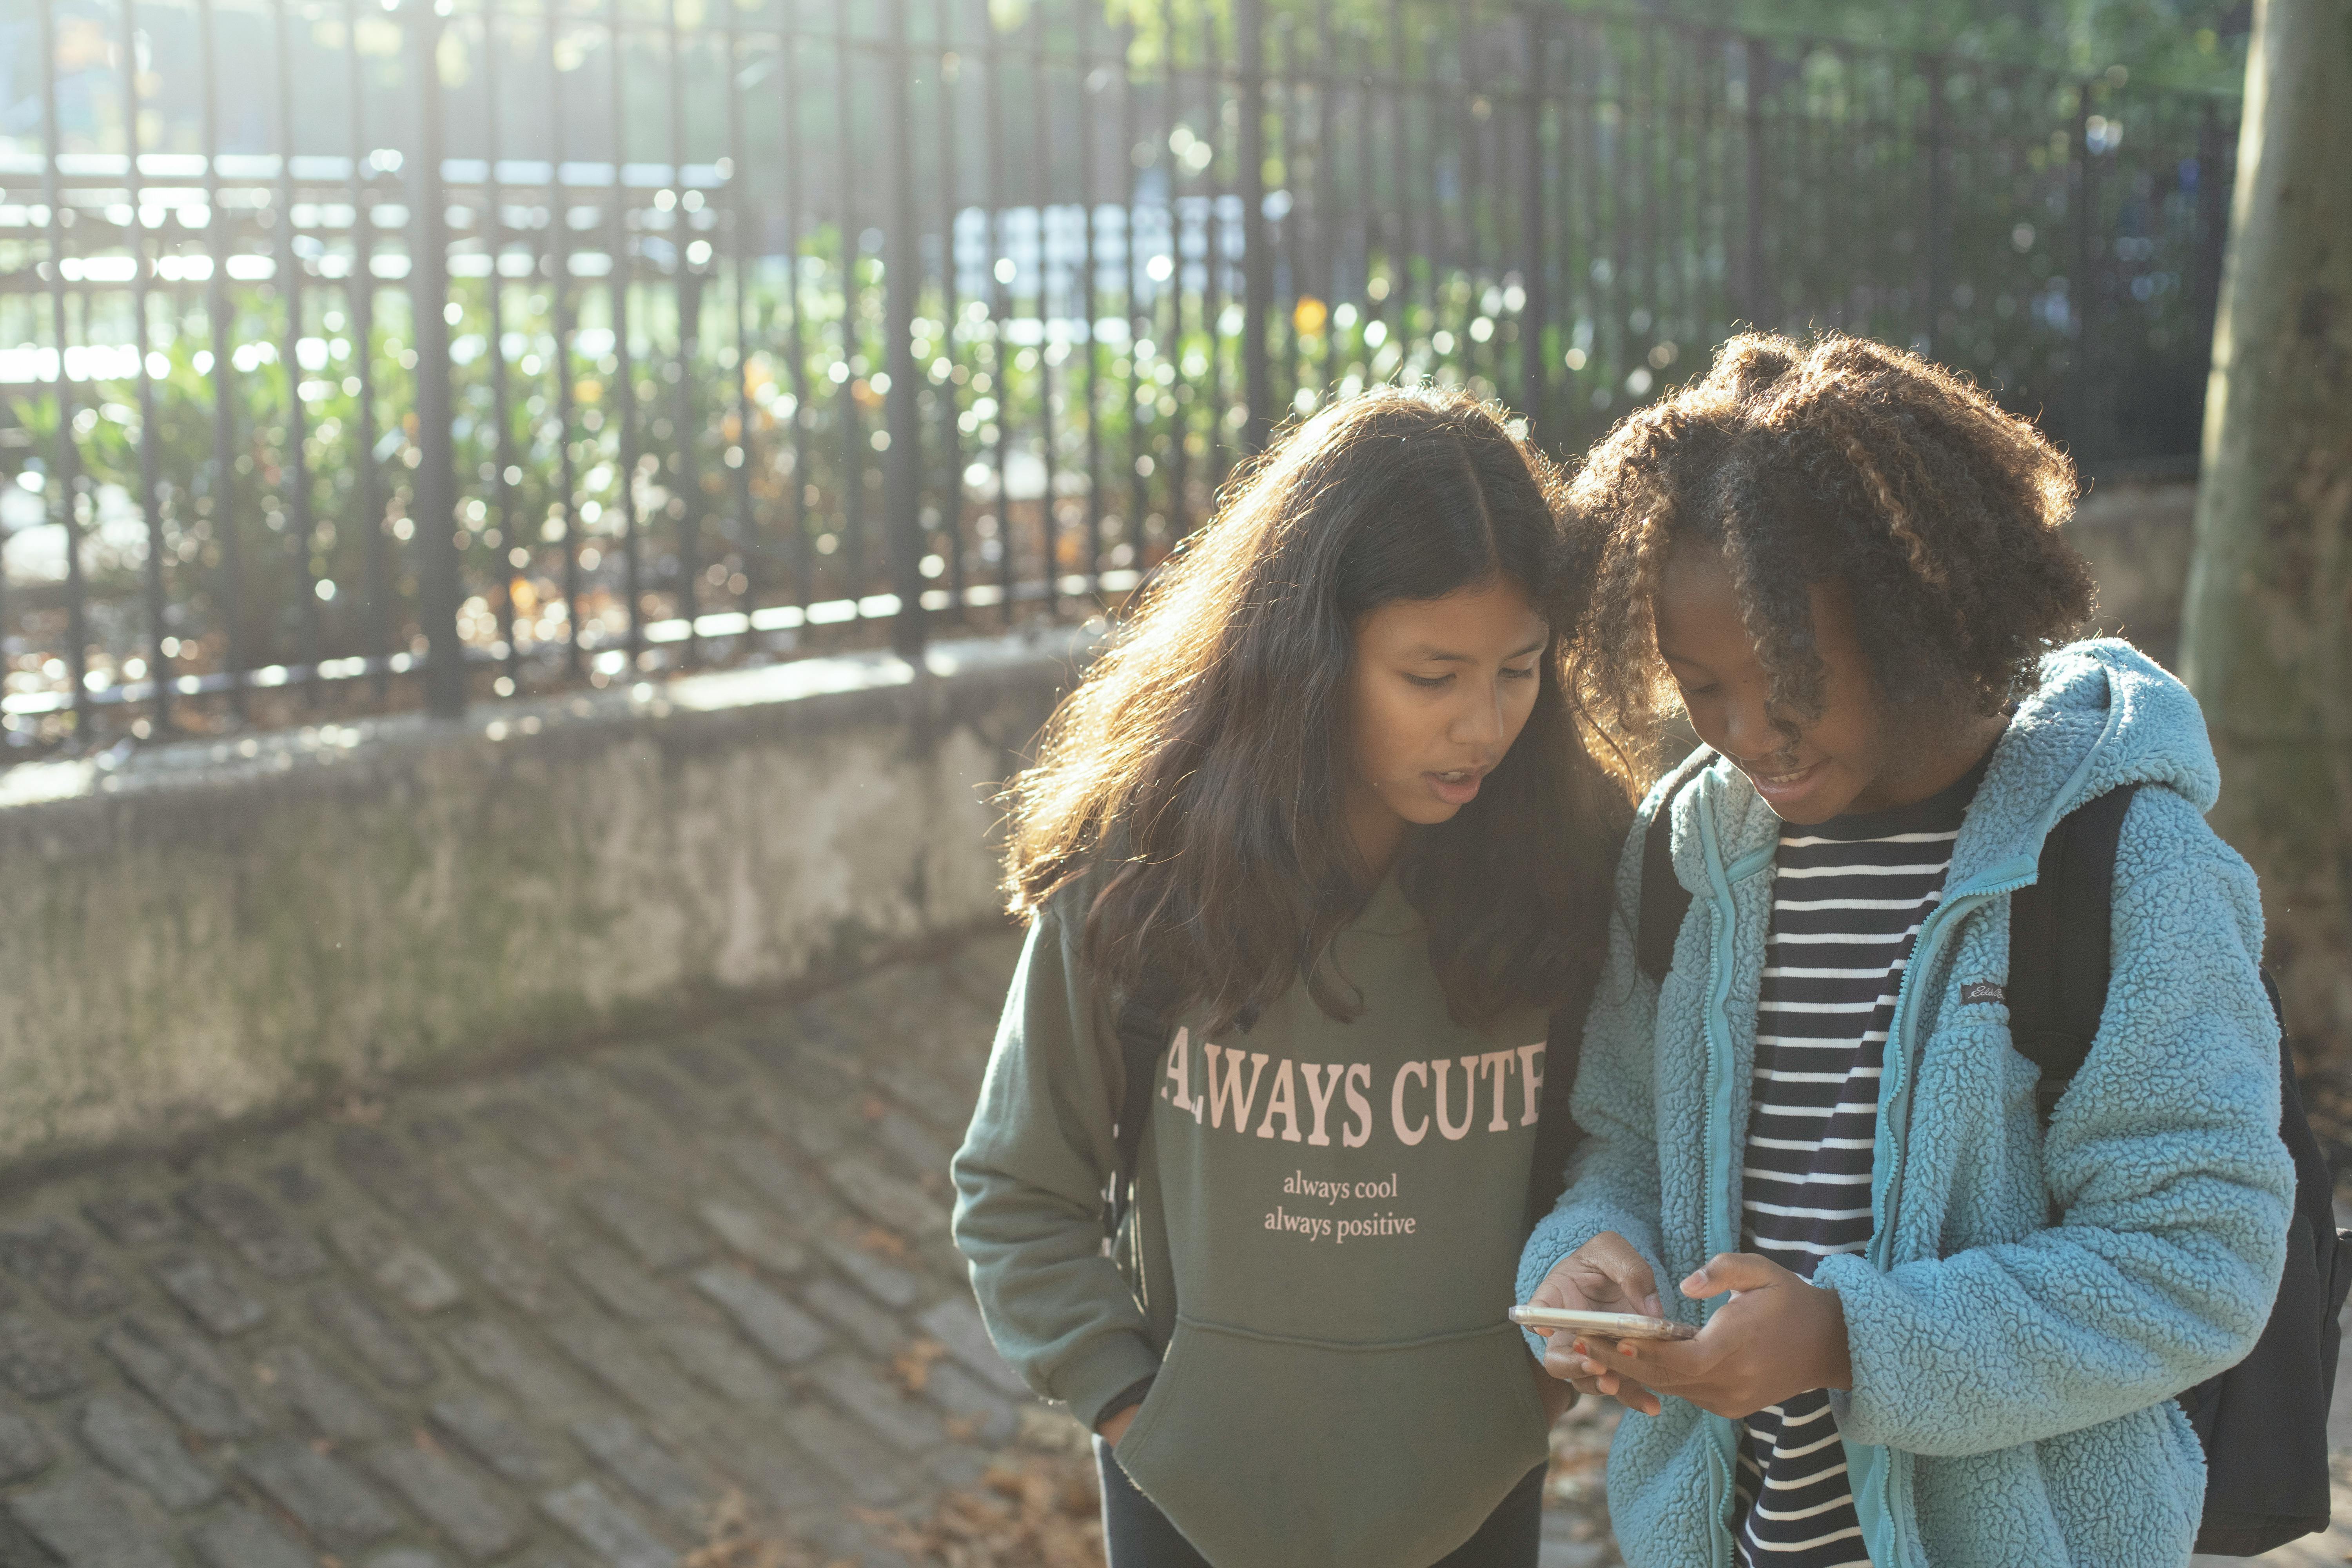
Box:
[952,385,1629,1568]
[1520,331,2292,1568]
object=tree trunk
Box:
[2180,0,2352,1065]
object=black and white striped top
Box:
[1732,760,1985,1568]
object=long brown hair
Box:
[1004,385,1630,1033]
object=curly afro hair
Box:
[1559,330,2097,773]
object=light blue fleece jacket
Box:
[1518,640,2295,1568]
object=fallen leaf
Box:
[893,1337,948,1395]
[686,1486,818,1568]
[850,1223,910,1260]
[867,1449,1105,1568]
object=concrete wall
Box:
[0,630,1086,1172]
[0,480,2196,1176]
[2068,475,2198,669]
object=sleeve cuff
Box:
[1516,1235,1581,1359]
[1809,1255,1882,1444]
[1095,1376,1156,1426]
[1051,1330,1166,1434]
[1514,1203,1670,1359]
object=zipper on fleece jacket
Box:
[1865,855,2040,1272]
[1693,788,1778,1568]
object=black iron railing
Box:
[0,0,2237,751]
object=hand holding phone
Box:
[1525,1230,1669,1414]
[1565,1251,1854,1423]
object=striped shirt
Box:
[1733,759,1986,1568]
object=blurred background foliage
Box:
[1106,0,2252,89]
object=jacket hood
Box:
[1947,637,2219,882]
[1673,638,2220,889]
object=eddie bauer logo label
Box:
[1961,981,2007,1005]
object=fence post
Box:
[546,0,585,680]
[122,0,172,733]
[486,0,523,688]
[779,0,813,612]
[607,0,643,669]
[1519,4,1549,444]
[667,0,701,666]
[1741,36,1768,326]
[406,0,466,719]
[1031,3,1060,611]
[2071,85,2098,456]
[275,0,319,700]
[36,0,92,739]
[725,1,758,612]
[932,0,965,621]
[1238,0,1272,453]
[834,0,865,598]
[347,0,389,701]
[1076,0,1102,589]
[1922,54,1949,357]
[884,0,927,658]
[201,0,245,718]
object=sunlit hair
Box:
[1003,384,1630,1033]
[1559,330,2096,772]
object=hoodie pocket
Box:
[1114,1316,1550,1568]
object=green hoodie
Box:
[951,874,1555,1568]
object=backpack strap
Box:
[1104,969,1182,1239]
[2005,784,2140,1125]
[1637,765,1709,985]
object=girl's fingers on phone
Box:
[1546,1352,1597,1381]
[1589,1364,1662,1416]
[1572,1336,1658,1383]
[1579,1233,1660,1308]
[1551,1339,1662,1415]
[1564,1371,1607,1398]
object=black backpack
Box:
[1634,776,2352,1558]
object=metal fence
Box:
[0,0,2238,750]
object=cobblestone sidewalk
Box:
[9,927,2350,1568]
[0,930,1625,1568]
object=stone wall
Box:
[2067,475,2197,669]
[0,630,1086,1174]
[0,477,2200,1178]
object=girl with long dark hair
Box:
[951,385,1629,1568]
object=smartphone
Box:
[1508,1305,1697,1342]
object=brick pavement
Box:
[9,924,2351,1566]
[0,928,1625,1568]
[0,935,1011,1567]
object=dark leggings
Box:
[1094,1437,1546,1568]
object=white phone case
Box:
[1508,1305,1698,1341]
